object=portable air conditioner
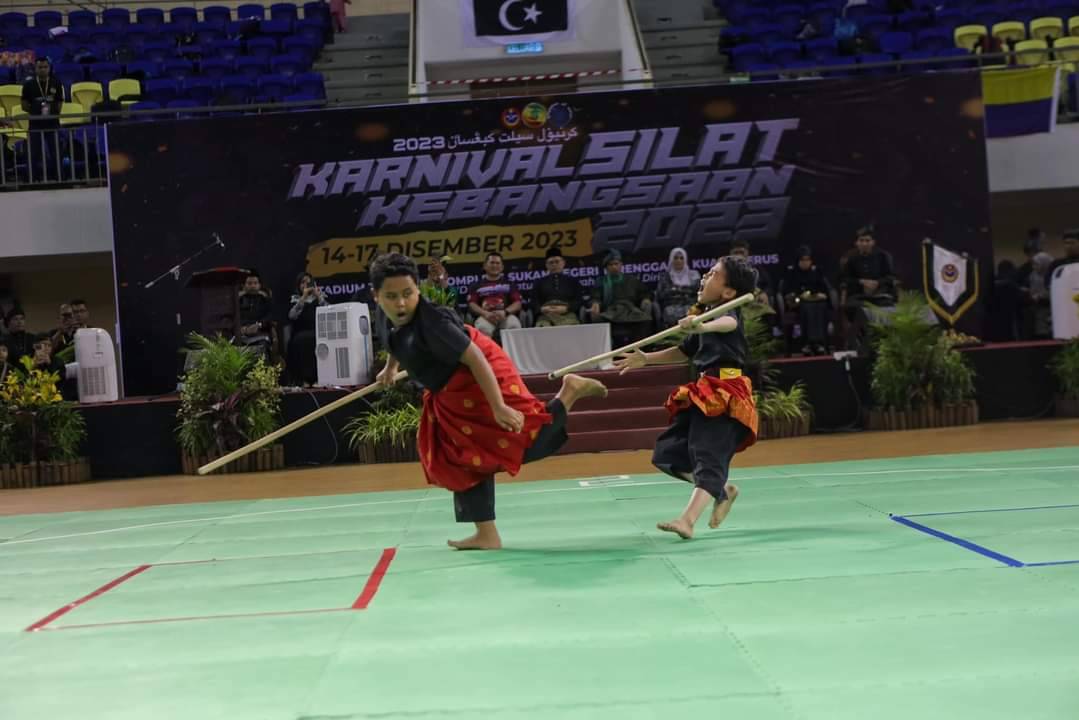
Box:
[1050,262,1079,340]
[70,328,119,403]
[315,302,374,387]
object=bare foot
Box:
[558,374,608,410]
[657,518,694,539]
[708,484,740,529]
[447,532,503,550]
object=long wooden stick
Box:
[196,370,409,475]
[546,293,756,380]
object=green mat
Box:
[2,447,1079,719]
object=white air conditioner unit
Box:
[70,328,119,403]
[1051,262,1079,340]
[315,302,374,387]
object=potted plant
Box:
[343,370,422,464]
[866,292,978,430]
[1049,339,1079,417]
[742,302,814,440]
[0,356,91,488]
[176,333,285,474]
[756,382,813,439]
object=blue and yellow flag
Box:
[982,66,1061,138]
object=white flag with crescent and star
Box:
[461,0,577,46]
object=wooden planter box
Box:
[865,401,979,431]
[1055,394,1079,418]
[758,416,811,441]
[356,439,419,464]
[181,444,285,475]
[0,458,92,489]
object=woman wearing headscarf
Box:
[656,247,701,327]
[780,246,833,355]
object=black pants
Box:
[453,399,568,523]
[652,408,748,502]
[798,300,830,347]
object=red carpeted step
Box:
[532,385,674,411]
[522,365,691,395]
[556,426,666,454]
[566,406,670,434]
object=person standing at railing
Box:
[20,57,63,181]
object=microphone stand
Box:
[142,234,225,288]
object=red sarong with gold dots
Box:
[417,327,551,492]
[665,372,759,454]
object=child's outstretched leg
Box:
[657,486,716,539]
[556,373,608,409]
[449,476,502,550]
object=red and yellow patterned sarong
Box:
[417,327,551,492]
[664,369,759,453]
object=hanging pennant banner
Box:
[923,239,979,326]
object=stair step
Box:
[566,407,670,434]
[557,427,666,455]
[534,385,673,411]
[523,365,690,395]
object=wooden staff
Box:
[196,370,409,475]
[546,293,756,380]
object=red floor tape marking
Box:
[25,564,152,632]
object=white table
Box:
[501,323,613,376]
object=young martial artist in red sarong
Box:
[614,255,760,540]
[371,253,608,550]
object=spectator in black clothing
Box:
[21,58,63,125]
[840,226,897,352]
[0,338,12,384]
[1047,230,1079,288]
[3,308,33,364]
[986,260,1021,341]
[238,272,274,358]
[287,271,327,385]
[1015,234,1053,339]
[70,298,90,330]
[532,246,584,327]
[50,303,77,358]
[780,246,833,355]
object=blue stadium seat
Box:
[33,11,63,31]
[68,10,97,29]
[879,31,914,54]
[171,7,199,32]
[293,71,325,98]
[145,78,181,104]
[203,5,233,28]
[247,36,280,58]
[102,8,131,29]
[183,76,218,104]
[136,8,166,29]
[200,58,235,78]
[766,41,803,65]
[237,3,267,20]
[271,3,299,23]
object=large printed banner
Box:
[108,73,992,395]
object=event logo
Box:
[547,102,573,128]
[521,102,548,128]
[473,0,569,37]
[941,263,959,283]
[501,107,521,128]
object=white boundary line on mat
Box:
[0,474,651,549]
[1,464,1075,549]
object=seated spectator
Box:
[287,272,328,386]
[532,246,584,327]
[50,303,77,358]
[238,271,274,357]
[780,246,833,355]
[3,308,33,364]
[840,226,897,352]
[0,338,11,384]
[30,334,76,400]
[468,252,523,338]
[589,250,652,346]
[655,247,701,327]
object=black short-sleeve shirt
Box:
[380,298,472,391]
[679,309,747,373]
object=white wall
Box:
[986,123,1079,193]
[0,188,113,259]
